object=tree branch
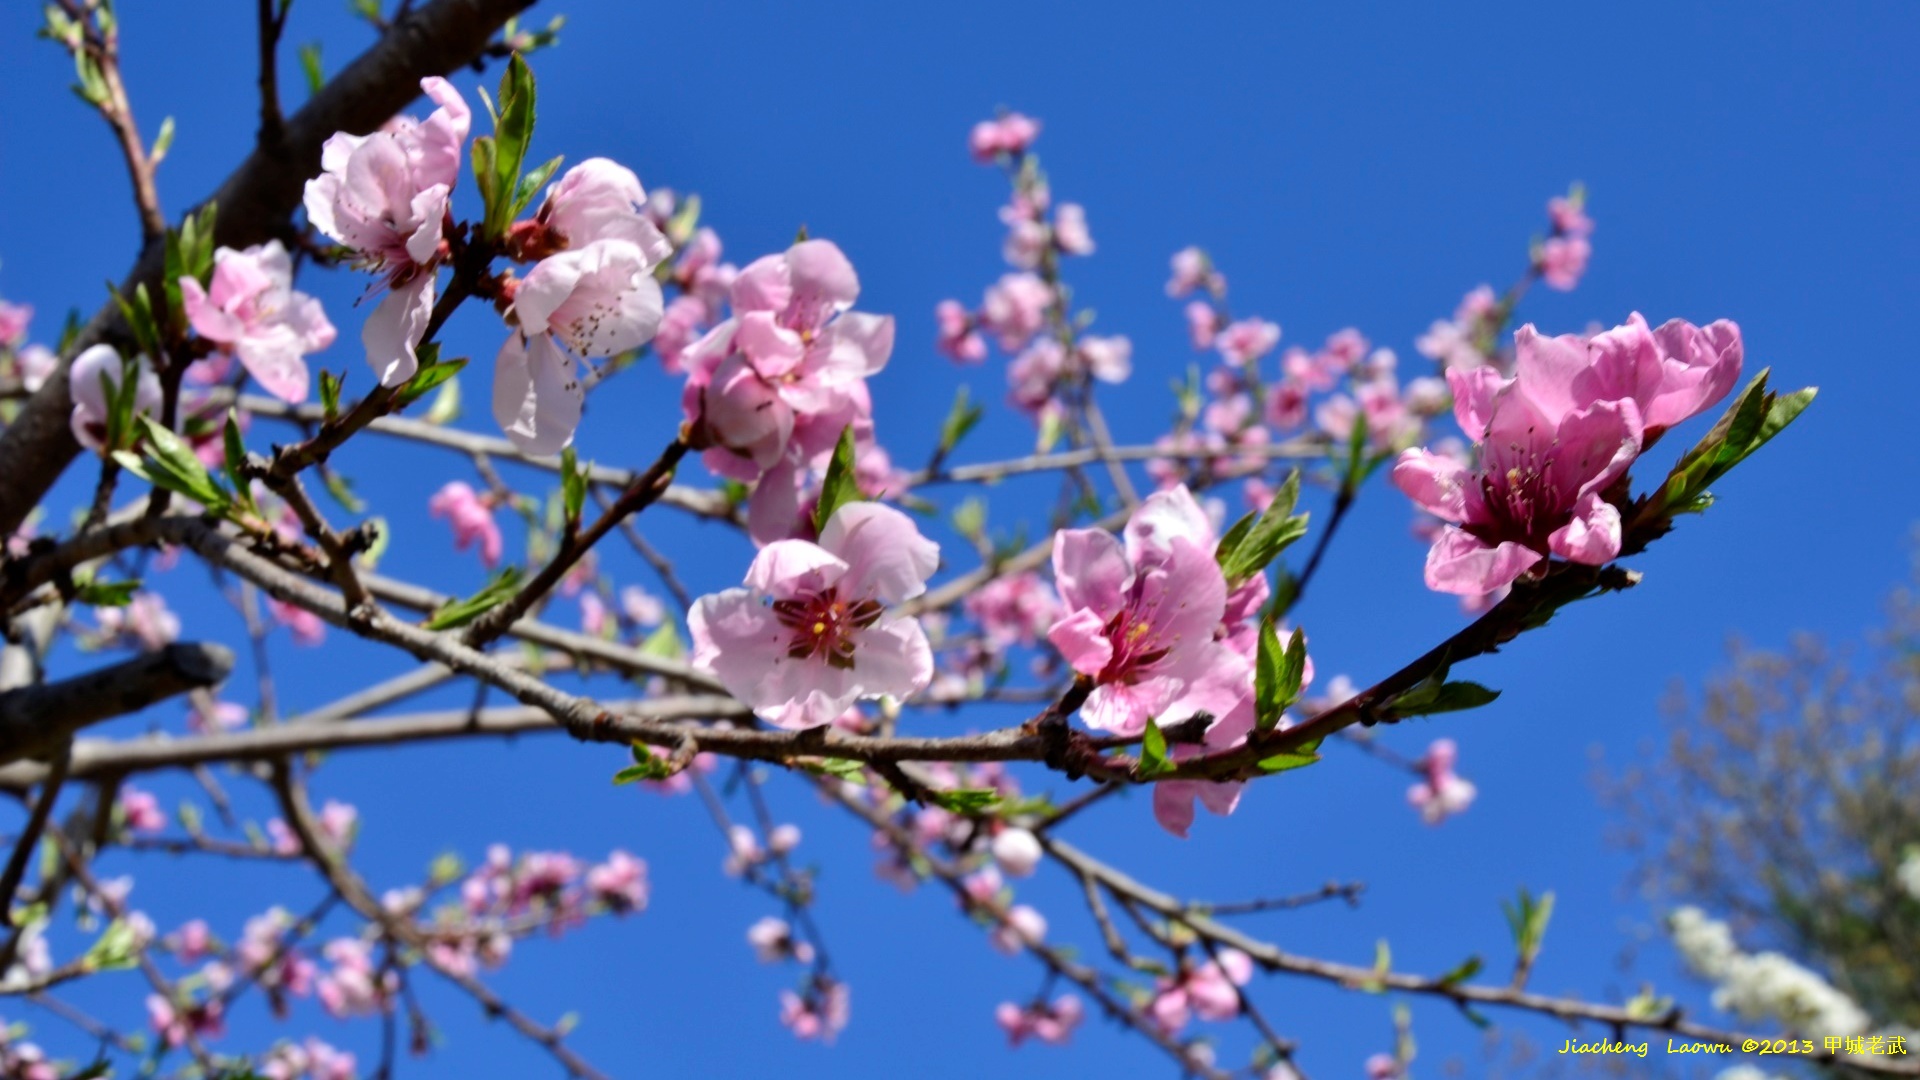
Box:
[0,643,234,765]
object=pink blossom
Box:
[748,917,815,964]
[427,481,502,567]
[1394,315,1739,594]
[996,994,1084,1046]
[303,77,469,386]
[118,785,165,834]
[1149,949,1253,1032]
[514,238,666,358]
[1045,486,1238,735]
[1407,738,1477,824]
[1216,317,1281,367]
[768,823,801,855]
[963,571,1060,649]
[1077,334,1132,384]
[316,938,392,1018]
[1367,1053,1401,1079]
[167,919,213,963]
[1185,300,1218,350]
[621,585,664,628]
[681,240,894,537]
[779,979,850,1043]
[990,827,1042,877]
[1416,285,1499,371]
[1166,247,1225,298]
[1549,194,1594,238]
[0,301,29,346]
[16,345,56,393]
[1052,203,1094,255]
[977,272,1053,352]
[690,501,937,730]
[585,850,649,912]
[969,112,1041,161]
[936,299,987,363]
[1007,339,1065,416]
[180,241,336,403]
[188,700,249,734]
[654,293,709,374]
[268,597,326,646]
[989,904,1047,954]
[961,865,1004,908]
[68,344,160,454]
[529,158,673,259]
[1538,235,1591,291]
[147,994,225,1048]
[98,591,180,651]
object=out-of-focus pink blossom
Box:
[969,112,1041,162]
[1216,318,1281,368]
[68,344,160,454]
[316,938,393,1019]
[996,994,1084,1046]
[1149,949,1253,1032]
[119,785,165,834]
[427,481,502,567]
[936,299,987,364]
[1416,285,1500,371]
[1538,235,1591,291]
[989,827,1042,878]
[147,993,226,1048]
[621,585,665,628]
[1407,738,1477,824]
[181,241,336,403]
[748,917,815,964]
[989,904,1047,955]
[303,77,469,387]
[16,344,56,393]
[779,979,850,1043]
[1549,193,1594,238]
[0,301,30,347]
[1052,203,1093,256]
[97,591,180,652]
[1185,300,1219,350]
[188,700,249,734]
[167,920,214,963]
[585,850,649,911]
[964,571,1060,649]
[1166,247,1225,298]
[690,502,937,730]
[977,272,1053,352]
[268,597,326,646]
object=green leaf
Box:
[638,621,684,660]
[1137,718,1176,780]
[395,350,465,409]
[482,54,538,238]
[1436,955,1483,988]
[1217,470,1308,583]
[221,410,253,509]
[149,115,175,164]
[611,741,674,784]
[79,918,142,972]
[74,576,140,607]
[108,282,160,359]
[1255,748,1322,773]
[1382,680,1500,720]
[802,758,867,784]
[422,373,461,425]
[298,42,324,96]
[950,497,986,542]
[510,154,565,222]
[115,415,231,512]
[560,446,586,525]
[423,567,523,631]
[319,370,342,421]
[1649,369,1817,519]
[321,469,364,515]
[926,787,999,814]
[470,135,500,231]
[937,385,984,457]
[356,515,390,571]
[1255,623,1309,732]
[811,425,865,534]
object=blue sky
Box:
[1,1,1916,1076]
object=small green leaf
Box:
[424,567,523,631]
[1137,718,1176,780]
[75,576,140,607]
[395,350,465,409]
[423,374,461,425]
[1218,470,1308,583]
[926,788,1000,814]
[221,410,252,507]
[298,42,324,96]
[321,469,364,515]
[1382,680,1500,720]
[811,425,865,534]
[1436,955,1483,988]
[509,154,565,222]
[482,54,538,238]
[115,415,232,512]
[638,621,684,660]
[1255,748,1321,773]
[802,758,867,783]
[319,370,342,421]
[1255,622,1308,731]
[560,446,586,525]
[950,497,986,542]
[149,116,175,164]
[937,385,984,457]
[611,741,675,784]
[470,135,500,230]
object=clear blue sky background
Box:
[2,2,1916,1077]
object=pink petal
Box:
[1423,530,1540,596]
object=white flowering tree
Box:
[0,2,1891,1079]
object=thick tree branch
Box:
[0,0,539,535]
[0,643,234,765]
